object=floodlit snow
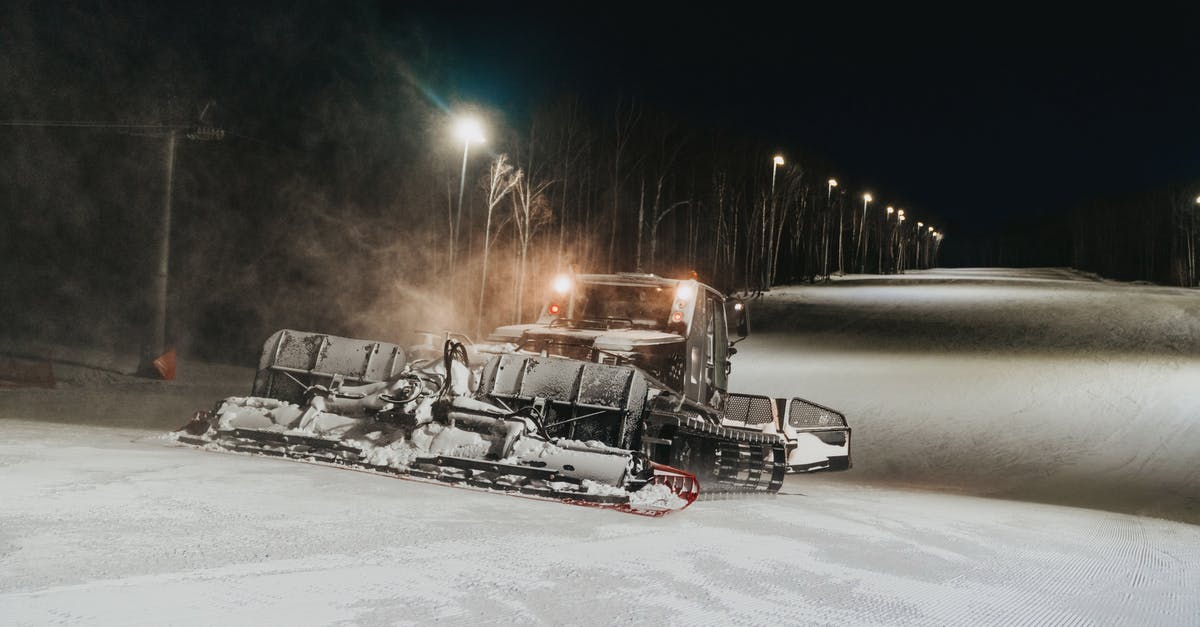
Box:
[739,267,1200,523]
[2,268,1199,625]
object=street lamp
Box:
[924,226,935,268]
[881,205,895,273]
[913,221,924,270]
[451,116,485,270]
[856,193,872,272]
[821,178,839,279]
[772,155,785,196]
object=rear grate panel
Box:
[788,398,847,428]
[725,393,776,426]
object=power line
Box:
[0,120,189,130]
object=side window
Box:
[706,303,716,366]
[708,296,729,392]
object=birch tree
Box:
[511,173,555,321]
[476,154,521,336]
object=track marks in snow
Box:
[3,424,1200,626]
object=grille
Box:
[725,393,776,425]
[788,398,846,428]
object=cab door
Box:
[703,293,729,407]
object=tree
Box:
[476,154,521,336]
[510,169,555,322]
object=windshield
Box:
[572,283,674,328]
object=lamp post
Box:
[880,205,894,273]
[857,193,872,273]
[763,155,785,288]
[451,117,485,272]
[1192,197,1200,281]
[824,178,838,278]
[926,225,935,268]
[916,221,924,269]
[771,155,785,196]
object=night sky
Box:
[5,1,1200,257]
[397,3,1200,237]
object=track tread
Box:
[669,418,788,498]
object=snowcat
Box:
[176,272,851,516]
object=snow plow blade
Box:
[252,329,407,404]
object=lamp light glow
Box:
[454,117,485,144]
[551,274,572,295]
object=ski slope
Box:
[2,268,1198,625]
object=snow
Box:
[739,267,1200,523]
[625,482,689,510]
[2,267,1199,625]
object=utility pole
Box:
[1,117,221,376]
[149,130,177,366]
[144,124,225,375]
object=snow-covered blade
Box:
[251,329,408,405]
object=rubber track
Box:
[673,421,788,498]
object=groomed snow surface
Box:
[3,268,1199,625]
